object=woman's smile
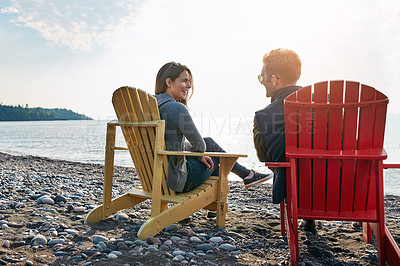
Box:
[166,70,192,102]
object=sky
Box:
[1,0,400,120]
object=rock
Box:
[178,228,195,236]
[100,248,112,254]
[47,239,65,246]
[52,243,63,250]
[170,236,181,241]
[164,251,174,258]
[196,243,214,252]
[58,223,68,230]
[189,236,202,243]
[159,244,169,250]
[31,234,47,246]
[164,239,173,246]
[54,195,67,203]
[91,252,102,258]
[117,242,129,250]
[219,243,236,251]
[186,252,195,258]
[37,196,54,205]
[133,239,145,245]
[93,235,109,244]
[41,198,55,205]
[173,255,185,261]
[209,236,223,243]
[172,250,185,256]
[25,261,33,266]
[110,251,123,256]
[73,206,86,213]
[66,205,74,212]
[147,246,158,252]
[97,242,107,250]
[2,240,10,248]
[164,224,179,232]
[115,213,129,221]
[54,251,69,256]
[107,253,118,259]
[146,236,161,245]
[64,229,78,235]
[15,202,25,208]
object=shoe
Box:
[299,219,316,230]
[243,170,273,188]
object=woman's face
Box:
[165,70,192,102]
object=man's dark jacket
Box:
[253,85,301,204]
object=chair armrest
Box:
[264,162,291,172]
[264,162,291,168]
[286,147,387,160]
[157,150,247,158]
[383,164,400,169]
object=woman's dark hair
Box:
[155,62,193,106]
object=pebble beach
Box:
[0,151,399,265]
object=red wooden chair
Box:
[265,80,400,265]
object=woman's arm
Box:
[177,105,206,152]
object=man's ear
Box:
[165,78,172,88]
[271,75,278,86]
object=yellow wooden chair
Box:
[85,86,246,240]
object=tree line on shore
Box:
[0,104,92,121]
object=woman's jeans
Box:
[182,137,250,192]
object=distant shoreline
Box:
[0,119,93,122]
[0,104,92,121]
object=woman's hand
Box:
[200,156,214,171]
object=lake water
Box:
[0,114,399,196]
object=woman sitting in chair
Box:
[154,61,272,193]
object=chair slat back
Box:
[284,80,388,215]
[326,81,344,212]
[312,82,328,211]
[297,85,312,210]
[112,87,174,195]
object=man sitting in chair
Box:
[253,48,315,230]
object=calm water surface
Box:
[0,115,399,196]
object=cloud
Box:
[1,0,142,52]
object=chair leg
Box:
[280,201,286,236]
[286,206,298,265]
[362,222,372,243]
[216,157,237,227]
[283,196,298,265]
[375,161,386,265]
[384,225,400,265]
[103,124,117,218]
[370,222,387,266]
[378,223,386,266]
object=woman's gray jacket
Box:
[154,93,205,192]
